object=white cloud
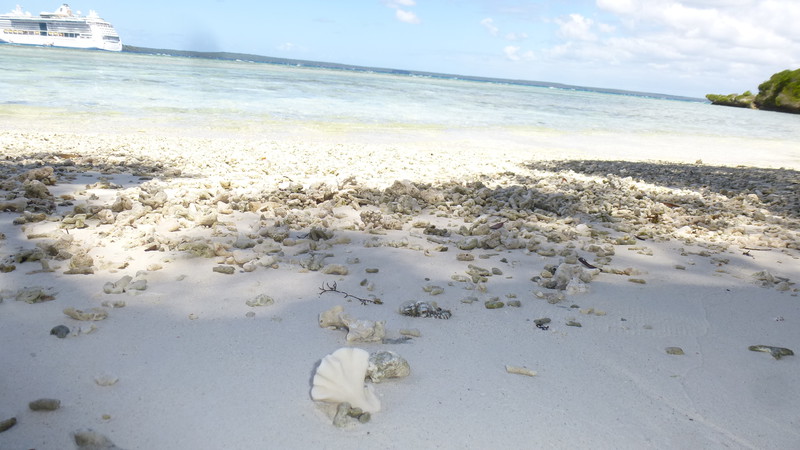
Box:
[387,0,416,6]
[384,0,420,24]
[556,13,597,41]
[396,9,420,24]
[481,18,499,36]
[504,45,534,61]
[538,0,800,92]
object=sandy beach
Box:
[1,121,798,449]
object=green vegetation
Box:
[705,92,755,109]
[754,69,800,114]
[707,68,800,114]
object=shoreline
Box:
[1,126,799,448]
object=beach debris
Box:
[332,402,352,428]
[103,275,147,294]
[0,197,28,212]
[63,307,108,321]
[579,308,607,316]
[307,227,334,241]
[311,347,381,413]
[537,263,599,294]
[50,325,70,338]
[319,282,382,305]
[321,264,349,275]
[484,298,505,309]
[367,350,410,383]
[577,257,598,269]
[748,345,794,360]
[0,417,17,433]
[399,328,421,337]
[507,300,522,307]
[665,347,685,355]
[94,375,120,387]
[332,402,372,427]
[399,300,452,319]
[101,300,127,308]
[534,317,551,330]
[29,398,61,411]
[246,294,274,307]
[422,284,444,295]
[342,318,386,343]
[212,265,236,274]
[752,270,793,290]
[73,429,122,449]
[15,287,55,303]
[319,305,348,329]
[534,291,566,304]
[317,306,385,342]
[505,365,537,377]
[65,251,95,275]
[566,320,582,327]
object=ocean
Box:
[1,44,798,166]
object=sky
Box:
[11,1,800,97]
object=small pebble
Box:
[29,398,61,411]
[365,268,379,273]
[94,375,119,386]
[505,365,537,377]
[213,265,236,274]
[0,417,17,433]
[50,325,70,338]
[665,347,685,355]
[484,299,504,309]
[566,320,582,327]
[333,402,351,428]
[399,328,421,337]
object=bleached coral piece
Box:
[318,305,349,329]
[311,347,381,413]
[341,317,386,343]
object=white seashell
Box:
[311,347,381,413]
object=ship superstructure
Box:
[0,4,121,51]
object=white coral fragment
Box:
[311,347,381,413]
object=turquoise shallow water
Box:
[1,44,798,142]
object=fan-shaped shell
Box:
[311,347,381,413]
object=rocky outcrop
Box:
[754,69,800,114]
[705,92,755,109]
[707,68,800,114]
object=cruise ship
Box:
[0,4,121,51]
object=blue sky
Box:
[12,1,800,97]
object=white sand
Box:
[1,120,798,449]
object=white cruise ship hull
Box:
[0,5,122,52]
